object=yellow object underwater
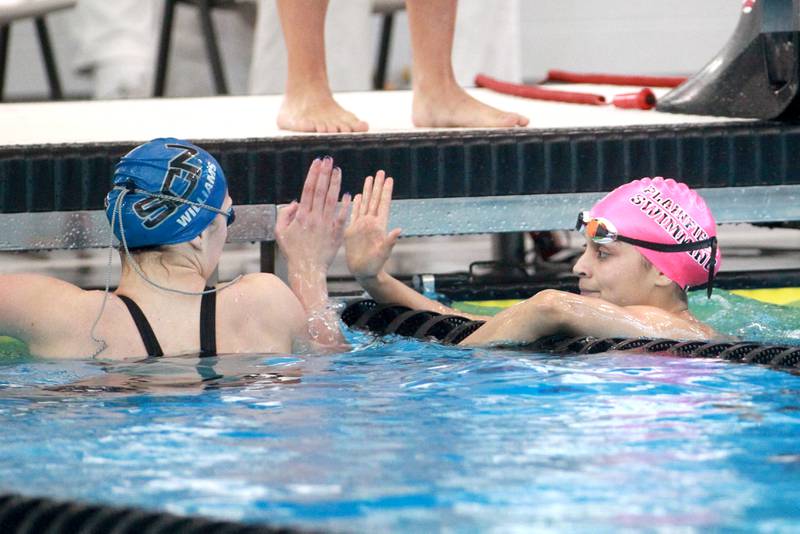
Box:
[730,287,800,307]
[453,287,800,316]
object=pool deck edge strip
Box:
[2,185,799,251]
[0,204,275,251]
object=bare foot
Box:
[412,85,529,128]
[277,91,369,133]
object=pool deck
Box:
[0,86,740,147]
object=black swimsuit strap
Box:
[199,289,217,357]
[117,294,164,357]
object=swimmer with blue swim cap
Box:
[106,138,234,251]
[102,138,242,302]
[344,172,725,345]
[0,138,351,359]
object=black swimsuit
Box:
[117,290,217,357]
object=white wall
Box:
[2,0,743,100]
[518,0,741,80]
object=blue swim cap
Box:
[105,138,228,248]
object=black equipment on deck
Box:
[657,0,800,119]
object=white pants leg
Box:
[72,0,161,99]
[248,0,373,94]
[72,0,254,98]
[168,0,255,96]
[452,0,522,85]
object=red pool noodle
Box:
[475,74,606,105]
[546,69,687,88]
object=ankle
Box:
[411,67,458,96]
[285,74,331,98]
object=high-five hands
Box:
[275,156,351,272]
[344,171,402,281]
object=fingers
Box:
[385,227,402,250]
[312,157,333,216]
[323,166,342,219]
[299,158,321,213]
[377,177,394,224]
[339,192,352,223]
[301,163,394,229]
[333,192,352,238]
[368,171,385,216]
[360,175,374,216]
[350,193,362,225]
[275,201,299,235]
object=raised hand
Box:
[344,171,402,281]
[275,156,351,272]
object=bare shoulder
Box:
[0,272,82,294]
[0,273,85,311]
[224,273,297,303]
[0,273,87,341]
[219,273,305,322]
[531,291,714,341]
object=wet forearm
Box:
[460,291,563,345]
[358,270,458,316]
[287,263,345,348]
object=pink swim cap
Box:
[590,177,722,289]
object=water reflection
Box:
[2,353,309,398]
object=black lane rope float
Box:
[0,493,308,534]
[341,299,800,371]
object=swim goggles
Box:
[576,211,718,297]
[114,184,236,226]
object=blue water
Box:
[0,291,799,532]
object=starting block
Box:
[657,0,800,119]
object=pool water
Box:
[0,290,799,532]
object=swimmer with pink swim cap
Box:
[579,177,721,297]
[344,173,725,345]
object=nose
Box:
[572,248,591,278]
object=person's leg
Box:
[275,0,368,133]
[249,0,371,95]
[405,0,528,128]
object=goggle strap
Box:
[706,238,718,298]
[621,235,718,297]
[615,235,716,253]
[113,186,230,218]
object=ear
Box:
[652,270,674,288]
[188,233,204,252]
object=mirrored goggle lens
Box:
[585,219,616,243]
[226,206,236,226]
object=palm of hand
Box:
[275,157,350,271]
[344,171,401,280]
[278,210,343,269]
[345,215,391,278]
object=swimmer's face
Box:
[572,237,661,306]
